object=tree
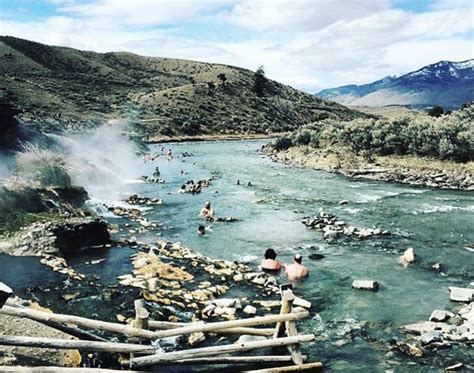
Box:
[253,65,267,97]
[428,105,444,117]
[217,73,227,85]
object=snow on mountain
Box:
[316,59,473,108]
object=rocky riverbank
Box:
[265,146,474,191]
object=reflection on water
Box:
[1,139,473,371]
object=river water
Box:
[1,139,473,371]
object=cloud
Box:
[58,0,227,26]
[0,0,472,92]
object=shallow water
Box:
[1,139,473,371]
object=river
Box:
[1,139,473,371]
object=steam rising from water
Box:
[49,120,147,203]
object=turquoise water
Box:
[1,139,473,371]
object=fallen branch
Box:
[241,362,323,372]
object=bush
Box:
[16,144,72,187]
[428,106,444,117]
[272,137,293,151]
[287,103,473,162]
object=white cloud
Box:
[0,0,472,92]
[59,0,226,26]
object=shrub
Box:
[16,144,72,187]
[272,136,293,151]
[286,103,473,162]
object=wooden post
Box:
[133,299,149,330]
[130,334,316,368]
[0,335,156,354]
[0,282,13,308]
[274,290,295,338]
[0,368,144,373]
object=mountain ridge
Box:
[316,59,474,109]
[0,36,366,136]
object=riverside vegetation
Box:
[267,102,474,190]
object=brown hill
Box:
[0,36,366,136]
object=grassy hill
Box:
[0,36,366,136]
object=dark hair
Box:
[294,254,302,264]
[181,185,186,189]
[264,248,277,260]
[198,225,205,231]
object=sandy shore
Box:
[267,146,474,191]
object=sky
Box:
[0,0,473,92]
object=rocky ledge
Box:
[266,146,474,191]
[1,217,110,257]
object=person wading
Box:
[285,254,309,281]
[260,248,283,271]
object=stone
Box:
[233,273,244,282]
[338,200,349,205]
[449,287,474,302]
[401,321,454,335]
[236,335,268,344]
[429,310,454,322]
[399,247,415,267]
[419,330,443,344]
[212,298,242,309]
[0,282,13,307]
[352,279,379,291]
[445,363,463,372]
[397,341,424,357]
[308,253,325,261]
[243,305,257,315]
[188,332,206,346]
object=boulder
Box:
[401,321,454,335]
[0,282,13,307]
[429,310,454,322]
[419,330,443,344]
[352,280,379,291]
[399,247,415,267]
[449,287,474,302]
[243,305,257,315]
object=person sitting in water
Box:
[285,254,309,281]
[198,225,213,235]
[199,201,214,221]
[247,181,253,187]
[178,185,186,194]
[260,248,283,271]
[198,225,206,235]
[153,167,161,177]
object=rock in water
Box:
[449,287,474,302]
[352,280,379,291]
[399,247,416,267]
[429,310,454,322]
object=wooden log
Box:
[0,305,156,339]
[0,335,156,354]
[151,311,310,339]
[147,355,307,365]
[148,320,274,336]
[130,334,315,368]
[274,290,295,338]
[286,321,303,365]
[0,368,143,372]
[0,282,13,308]
[240,362,323,372]
[3,303,108,342]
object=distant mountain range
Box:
[316,60,474,108]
